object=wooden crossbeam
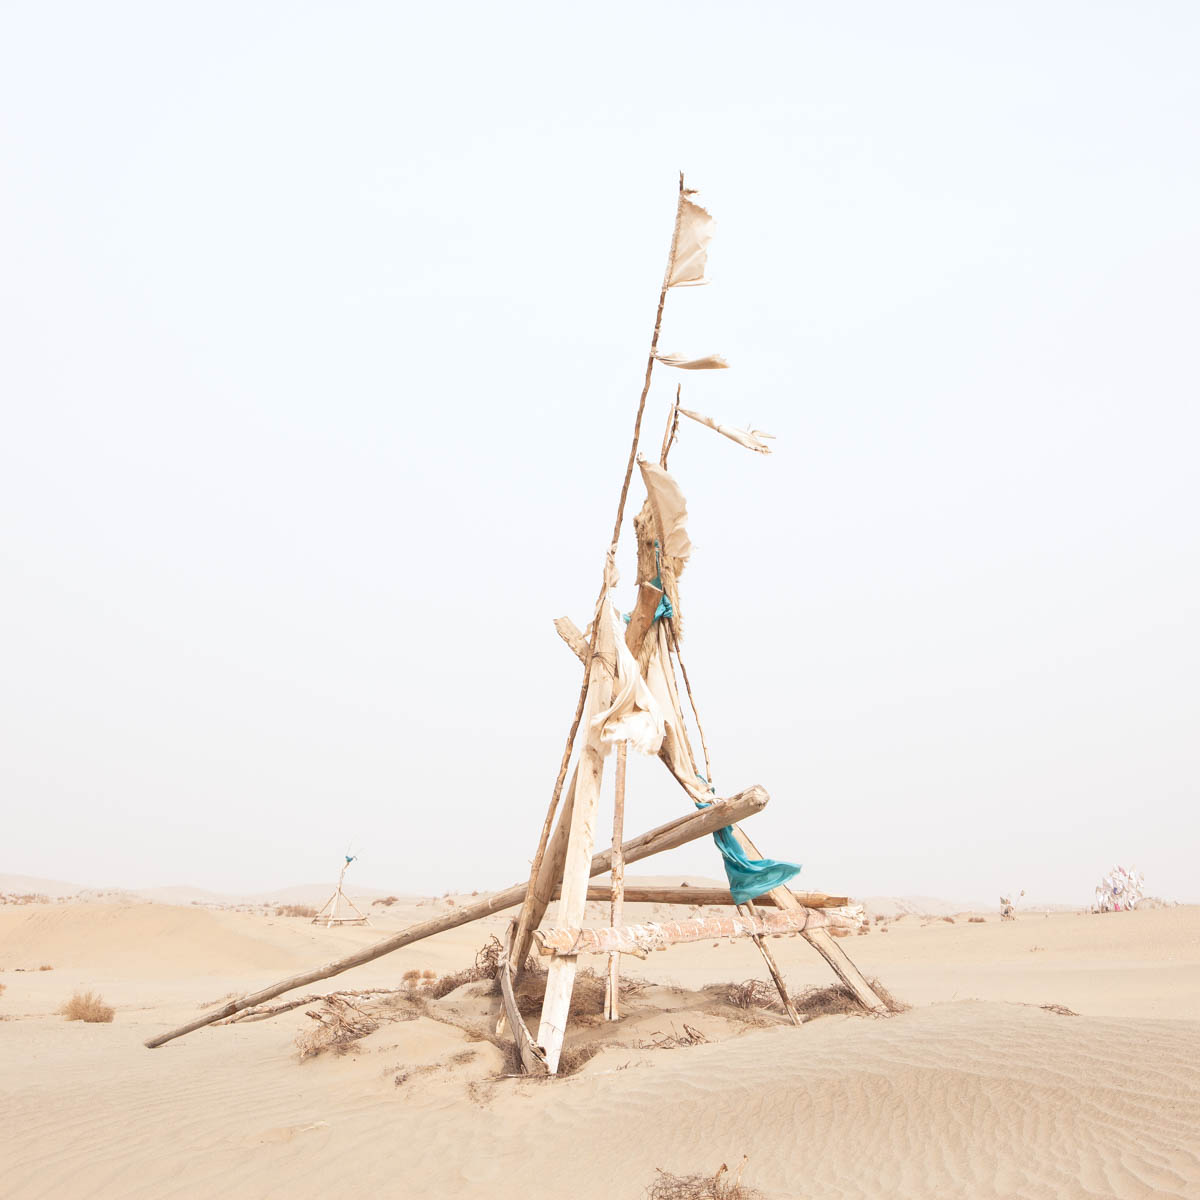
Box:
[533,905,849,957]
[572,885,849,908]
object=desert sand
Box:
[1,888,1198,1199]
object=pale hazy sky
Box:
[2,3,1197,905]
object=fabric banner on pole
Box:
[666,196,715,288]
[678,407,774,454]
[637,458,692,562]
[654,352,729,371]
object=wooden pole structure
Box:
[144,787,770,1049]
[604,740,628,1021]
[510,174,688,974]
[312,857,368,928]
[551,612,889,1015]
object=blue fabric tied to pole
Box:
[622,542,675,626]
[695,775,802,904]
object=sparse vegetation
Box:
[372,896,400,907]
[60,991,115,1023]
[295,995,379,1059]
[942,916,956,924]
[969,916,986,923]
[38,964,53,971]
[725,979,778,1011]
[639,1023,708,1049]
[274,904,317,918]
[647,1158,760,1199]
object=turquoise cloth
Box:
[695,780,802,903]
[710,823,802,903]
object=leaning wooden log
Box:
[144,786,770,1048]
[739,900,801,1026]
[539,608,617,1074]
[531,904,861,957]
[574,885,849,907]
[499,923,547,1075]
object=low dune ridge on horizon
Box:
[1,889,1198,1198]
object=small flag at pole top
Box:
[666,194,716,288]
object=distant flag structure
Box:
[678,407,774,455]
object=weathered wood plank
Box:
[573,886,849,908]
[533,905,847,956]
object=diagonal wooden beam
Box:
[144,788,769,1049]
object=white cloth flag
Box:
[654,352,729,370]
[666,195,715,288]
[637,457,692,562]
[678,407,775,454]
[593,603,665,756]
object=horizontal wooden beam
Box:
[145,786,769,1048]
[532,905,847,957]
[570,885,849,908]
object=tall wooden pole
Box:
[509,174,687,974]
[604,740,628,1020]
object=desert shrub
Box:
[646,1159,760,1199]
[402,968,423,987]
[372,896,399,907]
[295,996,378,1059]
[38,964,53,971]
[423,935,509,1000]
[942,916,956,924]
[422,969,436,979]
[725,979,778,1011]
[60,991,115,1023]
[969,916,986,923]
[0,982,5,995]
[509,965,607,1020]
[557,1042,605,1076]
[640,1023,708,1049]
[274,905,317,918]
[791,978,908,1019]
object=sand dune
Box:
[1,900,1197,1198]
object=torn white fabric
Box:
[666,196,715,288]
[654,352,729,370]
[678,407,774,454]
[592,603,664,757]
[637,458,692,562]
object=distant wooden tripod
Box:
[312,855,369,927]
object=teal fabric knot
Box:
[695,773,802,904]
[651,540,673,622]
